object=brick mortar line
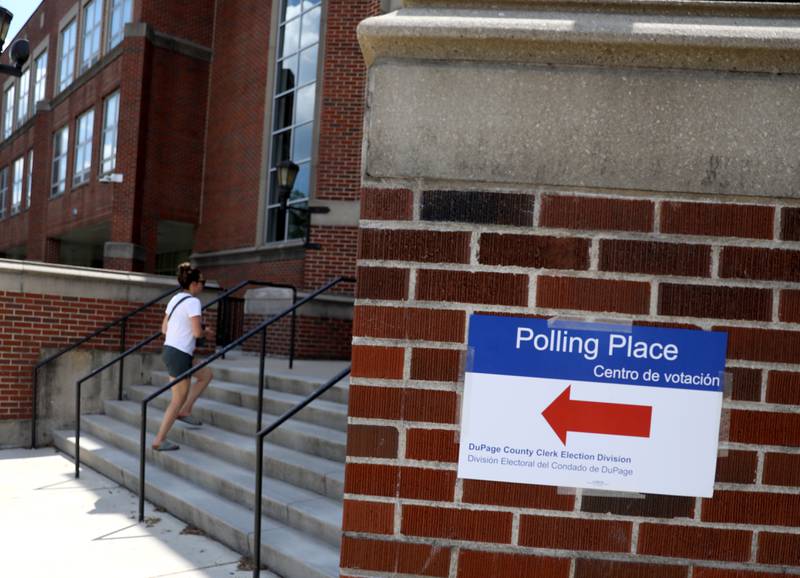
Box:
[630,522,639,554]
[343,491,800,529]
[354,298,800,321]
[720,400,800,414]
[349,379,460,392]
[757,451,766,485]
[340,534,800,575]
[511,511,520,546]
[589,237,600,271]
[773,287,781,324]
[569,558,576,578]
[358,219,800,248]
[358,259,800,290]
[448,546,459,578]
[354,301,800,335]
[775,205,783,241]
[751,530,759,564]
[346,417,460,430]
[469,230,479,267]
[653,199,662,234]
[721,442,800,455]
[412,186,421,222]
[710,245,721,279]
[352,337,467,350]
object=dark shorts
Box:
[162,345,193,377]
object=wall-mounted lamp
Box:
[276,159,330,250]
[0,8,29,77]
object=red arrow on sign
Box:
[542,386,653,445]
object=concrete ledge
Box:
[246,287,354,321]
[359,8,800,73]
[405,0,800,18]
[0,259,178,302]
[192,241,306,269]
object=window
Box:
[4,84,15,138]
[26,150,33,209]
[51,125,69,196]
[11,157,23,214]
[0,168,7,219]
[80,0,102,73]
[59,19,77,92]
[74,109,94,186]
[266,0,323,242]
[101,91,119,174]
[108,0,133,50]
[34,50,48,103]
[17,69,29,124]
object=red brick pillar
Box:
[26,102,53,262]
[105,28,153,272]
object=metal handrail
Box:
[72,280,297,479]
[137,276,355,521]
[31,285,181,448]
[252,366,350,578]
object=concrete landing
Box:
[0,448,277,578]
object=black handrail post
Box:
[289,288,297,370]
[139,401,147,522]
[75,378,81,479]
[253,436,264,578]
[118,319,127,401]
[257,327,266,432]
[31,367,38,449]
[251,366,351,577]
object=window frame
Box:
[0,167,8,220]
[11,156,24,214]
[51,124,70,197]
[107,0,134,51]
[26,150,33,210]
[100,90,120,175]
[33,45,48,105]
[58,17,78,94]
[73,108,95,187]
[264,0,325,244]
[80,0,103,74]
[16,68,30,125]
[3,82,15,139]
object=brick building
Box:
[0,0,396,288]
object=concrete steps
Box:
[52,430,340,578]
[150,371,348,432]
[54,356,350,578]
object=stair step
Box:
[207,359,350,405]
[126,385,346,462]
[80,413,343,547]
[150,371,347,432]
[53,430,340,578]
[104,400,344,500]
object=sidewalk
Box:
[0,448,273,578]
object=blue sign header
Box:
[467,315,728,392]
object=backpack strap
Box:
[167,295,193,321]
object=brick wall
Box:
[0,291,164,422]
[343,187,800,576]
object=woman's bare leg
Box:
[152,378,190,448]
[178,366,213,417]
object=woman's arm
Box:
[190,315,204,338]
[161,314,169,336]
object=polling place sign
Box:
[457,315,728,497]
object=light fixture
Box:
[276,159,329,249]
[0,8,11,46]
[0,7,30,77]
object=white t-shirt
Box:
[164,293,202,355]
